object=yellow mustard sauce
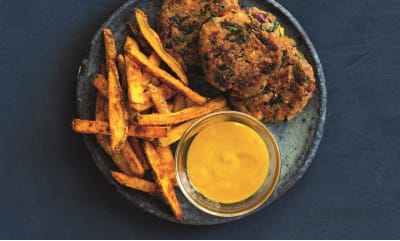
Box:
[187,121,269,204]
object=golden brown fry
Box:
[148,52,161,67]
[124,36,207,105]
[103,29,117,62]
[135,8,188,85]
[95,94,133,175]
[122,142,145,177]
[93,76,108,98]
[143,141,183,220]
[128,137,150,171]
[158,118,199,147]
[104,29,128,153]
[173,94,186,112]
[148,83,170,114]
[72,119,109,134]
[156,146,178,187]
[92,75,175,112]
[126,57,146,104]
[93,74,108,97]
[117,54,127,92]
[127,21,152,54]
[130,84,176,112]
[128,123,168,138]
[112,171,161,196]
[98,136,133,175]
[72,119,168,138]
[145,52,161,86]
[136,96,227,125]
[124,38,148,104]
[117,54,125,69]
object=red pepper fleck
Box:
[308,82,315,92]
[218,10,229,17]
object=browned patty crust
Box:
[199,8,282,98]
[199,7,315,122]
[157,0,240,71]
[230,36,316,122]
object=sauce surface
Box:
[187,121,269,203]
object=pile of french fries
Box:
[72,8,228,220]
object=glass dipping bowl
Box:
[175,111,281,217]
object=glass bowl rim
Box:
[175,110,281,217]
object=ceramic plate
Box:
[76,0,327,225]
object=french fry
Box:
[95,94,133,175]
[93,86,144,176]
[130,84,176,112]
[92,75,175,112]
[122,142,145,177]
[145,52,161,86]
[93,74,108,97]
[147,81,177,186]
[135,8,188,85]
[72,119,168,138]
[136,96,226,125]
[103,29,117,62]
[148,52,161,68]
[127,21,152,54]
[158,118,199,147]
[117,54,128,92]
[148,83,170,114]
[128,137,150,171]
[98,136,133,175]
[124,39,147,104]
[104,29,128,153]
[124,36,207,105]
[156,146,178,187]
[143,141,183,220]
[112,171,161,196]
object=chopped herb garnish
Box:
[263,87,271,94]
[221,21,247,45]
[178,24,193,35]
[220,22,239,32]
[165,42,173,49]
[248,13,256,23]
[173,14,189,24]
[172,37,185,44]
[218,64,231,71]
[298,49,305,59]
[210,13,217,22]
[173,14,193,35]
[268,20,280,32]
[260,25,267,31]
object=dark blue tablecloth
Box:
[1,0,399,239]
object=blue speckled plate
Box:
[76,0,327,225]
